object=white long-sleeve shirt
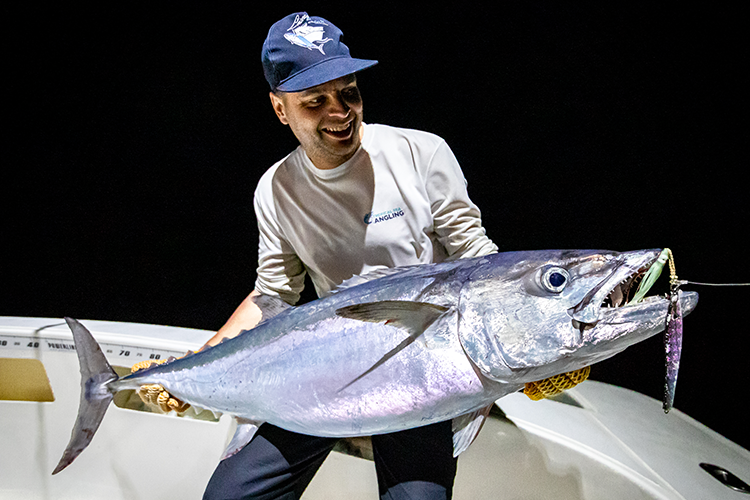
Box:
[254,123,497,304]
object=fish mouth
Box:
[602,268,648,309]
[569,250,663,330]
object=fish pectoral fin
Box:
[335,301,449,340]
[221,418,263,461]
[335,301,449,393]
[337,336,413,393]
[451,404,493,457]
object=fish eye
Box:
[540,267,570,293]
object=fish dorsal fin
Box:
[251,294,292,325]
[451,404,493,457]
[221,417,263,461]
[335,301,449,392]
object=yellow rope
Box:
[131,359,191,413]
[131,359,163,372]
[524,366,591,401]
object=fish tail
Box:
[52,318,119,474]
[316,38,332,55]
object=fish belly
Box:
[165,317,494,437]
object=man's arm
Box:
[202,289,265,349]
[425,140,498,259]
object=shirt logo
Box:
[284,14,332,55]
[364,207,405,225]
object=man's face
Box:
[270,75,364,170]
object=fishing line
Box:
[676,281,750,287]
[660,248,747,413]
[664,250,749,288]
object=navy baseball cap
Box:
[262,12,378,92]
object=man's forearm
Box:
[202,289,265,349]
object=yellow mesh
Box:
[131,358,168,373]
[131,358,191,413]
[524,366,590,401]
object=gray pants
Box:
[203,421,457,500]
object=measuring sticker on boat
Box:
[0,334,183,361]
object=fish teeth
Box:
[602,273,639,309]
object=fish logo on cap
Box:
[284,14,333,55]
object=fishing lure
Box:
[632,248,750,413]
[663,249,682,413]
[631,248,682,413]
[663,255,750,413]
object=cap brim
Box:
[276,57,378,92]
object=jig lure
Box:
[631,248,682,413]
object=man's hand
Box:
[132,359,191,413]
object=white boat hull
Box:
[1,317,747,499]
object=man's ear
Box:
[269,91,289,125]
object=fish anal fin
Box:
[221,418,263,461]
[451,404,492,457]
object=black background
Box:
[4,3,747,449]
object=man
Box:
[148,11,497,499]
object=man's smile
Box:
[322,121,354,140]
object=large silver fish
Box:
[53,249,698,474]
